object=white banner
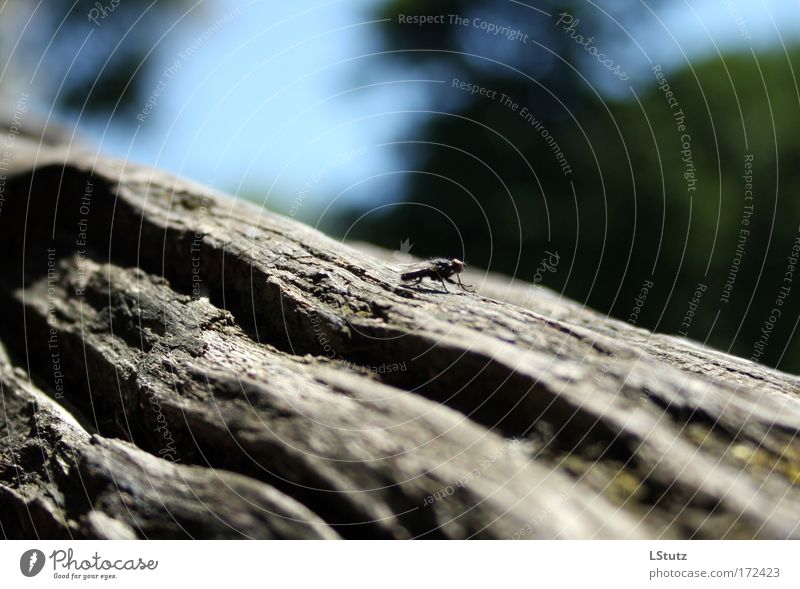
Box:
[1,540,797,588]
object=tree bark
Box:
[1,139,799,539]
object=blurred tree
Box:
[0,0,198,118]
[333,0,669,309]
[333,0,800,372]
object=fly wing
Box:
[398,260,432,271]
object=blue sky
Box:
[82,0,800,220]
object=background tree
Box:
[0,0,197,117]
[334,0,800,372]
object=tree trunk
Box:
[1,139,799,539]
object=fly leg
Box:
[447,276,473,292]
[457,274,474,291]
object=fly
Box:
[400,258,473,293]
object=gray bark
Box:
[1,139,799,539]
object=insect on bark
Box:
[400,258,473,293]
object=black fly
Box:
[400,258,473,293]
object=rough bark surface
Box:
[1,139,799,539]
